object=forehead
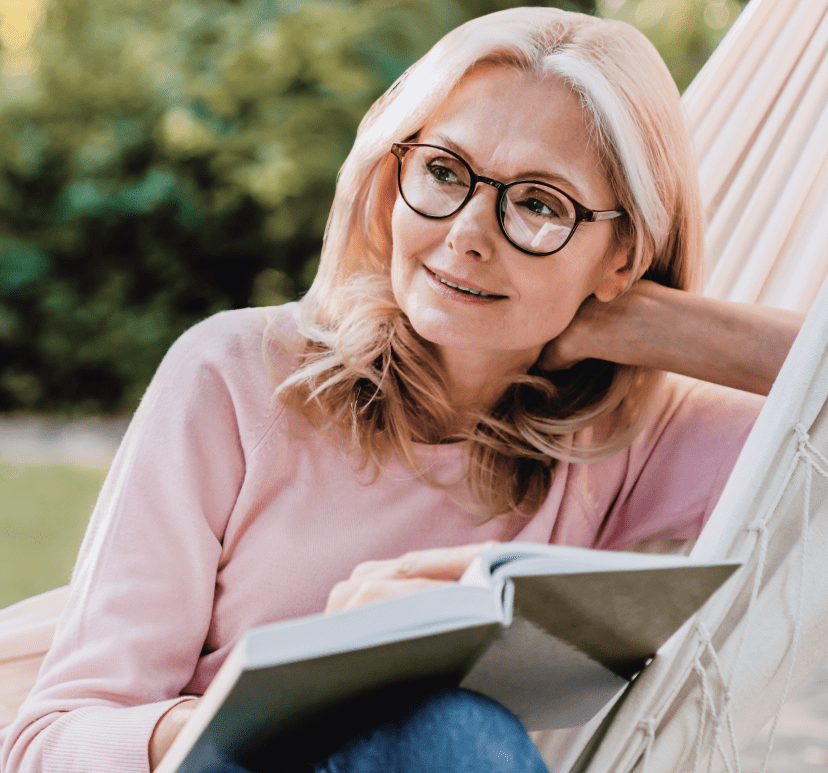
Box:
[418,66,609,201]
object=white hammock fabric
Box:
[535,0,828,769]
[694,0,828,310]
[0,586,68,729]
[2,3,828,772]
[540,273,828,773]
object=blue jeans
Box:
[201,687,549,772]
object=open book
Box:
[156,542,740,773]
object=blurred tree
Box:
[0,0,591,413]
[597,0,746,92]
[0,0,740,414]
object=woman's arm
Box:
[149,699,201,771]
[0,311,268,773]
[541,280,804,395]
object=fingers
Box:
[325,542,498,614]
[325,578,453,614]
[538,294,607,371]
[538,338,570,371]
[349,542,496,583]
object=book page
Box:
[462,541,727,586]
[460,615,627,730]
[509,563,738,678]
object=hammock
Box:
[533,0,828,769]
[0,587,67,729]
[2,1,828,770]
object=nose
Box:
[444,182,501,261]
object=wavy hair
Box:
[271,7,704,518]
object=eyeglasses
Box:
[390,143,626,257]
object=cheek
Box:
[389,256,408,312]
[391,197,426,255]
[390,200,422,311]
[390,199,445,292]
[525,291,583,342]
[389,201,408,287]
[520,257,597,325]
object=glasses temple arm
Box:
[586,209,626,222]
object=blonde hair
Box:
[272,7,704,518]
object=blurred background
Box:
[0,0,744,604]
[4,4,828,770]
[0,0,741,420]
[0,0,741,611]
[0,0,742,628]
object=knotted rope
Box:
[638,421,828,773]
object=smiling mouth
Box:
[426,268,505,299]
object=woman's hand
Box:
[539,280,664,372]
[539,279,803,395]
[149,698,200,771]
[325,542,496,614]
[539,293,610,371]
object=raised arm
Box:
[541,280,804,395]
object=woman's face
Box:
[390,66,630,374]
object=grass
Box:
[0,461,108,609]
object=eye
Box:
[522,197,555,216]
[405,146,470,189]
[426,161,459,184]
[510,185,573,221]
[517,196,567,219]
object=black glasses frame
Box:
[390,142,626,256]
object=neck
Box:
[435,345,541,423]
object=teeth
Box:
[437,275,491,297]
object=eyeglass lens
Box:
[399,145,576,254]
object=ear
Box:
[593,242,632,303]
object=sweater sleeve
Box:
[1,309,277,773]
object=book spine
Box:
[501,579,515,627]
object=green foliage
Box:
[597,0,746,92]
[0,0,376,412]
[0,0,735,413]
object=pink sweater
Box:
[0,303,763,773]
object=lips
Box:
[425,267,506,299]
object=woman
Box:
[0,7,803,773]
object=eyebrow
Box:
[428,132,588,202]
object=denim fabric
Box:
[199,688,549,773]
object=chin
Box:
[405,311,477,349]
[398,288,487,341]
